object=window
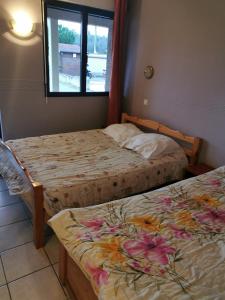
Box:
[43,0,114,97]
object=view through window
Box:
[58,19,81,92]
[87,16,112,92]
[44,2,113,96]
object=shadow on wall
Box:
[0,6,12,34]
[0,112,2,139]
[123,0,142,113]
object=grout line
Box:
[51,264,69,299]
[0,215,32,228]
[6,284,12,300]
[50,260,70,299]
[43,247,58,267]
[43,242,69,299]
[0,190,22,208]
[0,217,29,229]
[43,244,67,294]
[0,229,53,256]
[0,182,67,297]
[0,200,22,209]
[0,240,34,256]
[7,265,51,285]
[0,217,34,254]
[0,185,65,297]
[0,255,7,285]
[0,229,54,255]
[42,247,52,265]
[7,284,12,300]
[0,255,12,300]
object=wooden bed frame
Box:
[59,243,98,300]
[3,113,201,249]
[121,113,201,164]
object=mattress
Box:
[4,129,187,216]
[49,166,225,300]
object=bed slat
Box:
[121,113,201,164]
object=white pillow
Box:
[123,133,182,159]
[103,123,142,144]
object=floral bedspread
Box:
[49,166,225,300]
[5,129,187,216]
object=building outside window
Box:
[43,0,114,97]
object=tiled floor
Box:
[0,178,70,300]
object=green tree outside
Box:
[58,25,108,54]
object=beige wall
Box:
[66,0,114,10]
[124,0,225,167]
[0,0,114,140]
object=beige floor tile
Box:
[45,235,60,264]
[21,202,32,219]
[2,242,50,282]
[9,266,66,300]
[0,220,33,253]
[0,285,10,300]
[0,258,6,286]
[0,191,21,208]
[53,263,71,299]
[0,203,27,227]
[0,180,7,192]
[53,263,59,277]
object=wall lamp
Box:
[0,9,40,46]
[9,11,35,38]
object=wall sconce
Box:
[0,9,40,46]
[9,11,34,38]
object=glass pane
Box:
[47,8,81,92]
[87,15,113,92]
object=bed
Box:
[0,113,200,248]
[49,166,225,300]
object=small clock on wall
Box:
[144,65,154,79]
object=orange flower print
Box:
[193,194,220,207]
[128,215,162,232]
[176,211,199,230]
[96,237,125,263]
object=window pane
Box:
[47,8,81,92]
[86,15,113,92]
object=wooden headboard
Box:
[121,113,201,164]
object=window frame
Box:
[42,0,114,97]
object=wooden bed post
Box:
[58,243,98,300]
[33,182,45,249]
[121,112,128,123]
[190,137,201,165]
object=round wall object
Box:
[144,65,154,79]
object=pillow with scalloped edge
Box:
[123,133,183,159]
[103,123,143,145]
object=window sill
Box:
[46,92,109,97]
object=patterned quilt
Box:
[49,166,225,300]
[3,129,187,216]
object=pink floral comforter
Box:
[49,166,225,300]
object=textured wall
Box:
[0,0,114,140]
[124,0,225,167]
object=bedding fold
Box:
[3,129,187,216]
[49,166,225,300]
[0,141,32,194]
